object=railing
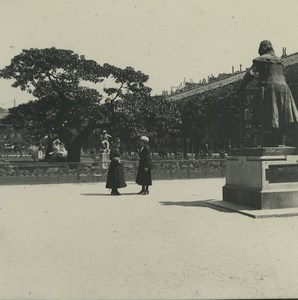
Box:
[123,159,226,181]
[0,158,226,185]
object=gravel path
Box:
[1,178,298,299]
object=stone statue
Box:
[238,40,298,146]
[101,130,112,152]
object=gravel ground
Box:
[1,178,298,299]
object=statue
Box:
[101,130,112,153]
[238,40,298,146]
[51,139,67,162]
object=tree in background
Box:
[178,84,240,155]
[115,94,181,154]
[179,98,205,155]
[0,48,151,161]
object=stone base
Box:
[100,152,110,169]
[223,147,298,210]
[206,200,298,218]
[223,185,298,209]
[228,146,297,156]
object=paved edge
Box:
[205,200,298,219]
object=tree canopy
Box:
[177,83,240,153]
[0,47,183,160]
[0,47,152,161]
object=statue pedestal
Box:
[223,147,298,209]
[100,152,110,169]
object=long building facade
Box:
[164,51,298,154]
[167,51,298,102]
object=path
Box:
[1,179,298,299]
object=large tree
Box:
[178,84,240,154]
[114,94,181,153]
[0,47,151,161]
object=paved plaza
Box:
[1,178,298,299]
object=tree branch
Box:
[110,82,124,101]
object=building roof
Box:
[167,52,298,101]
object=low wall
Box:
[0,159,226,185]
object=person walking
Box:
[136,136,152,195]
[238,40,298,146]
[105,138,127,195]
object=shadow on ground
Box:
[81,193,140,196]
[159,199,235,213]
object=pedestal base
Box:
[223,185,298,209]
[100,152,110,169]
[223,147,298,209]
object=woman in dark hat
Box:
[105,138,127,195]
[136,136,152,195]
[239,40,298,146]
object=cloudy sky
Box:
[1,0,298,108]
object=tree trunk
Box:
[66,123,96,163]
[67,137,83,163]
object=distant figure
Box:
[29,145,38,161]
[136,136,152,195]
[105,138,127,195]
[47,139,67,162]
[238,40,298,146]
[101,130,112,152]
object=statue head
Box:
[140,136,149,144]
[258,40,274,55]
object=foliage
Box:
[6,49,298,158]
[114,94,181,151]
[177,82,240,152]
[0,48,152,161]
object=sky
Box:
[1,0,298,108]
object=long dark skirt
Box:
[136,166,152,186]
[264,83,298,130]
[106,162,127,189]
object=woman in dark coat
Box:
[105,138,127,195]
[239,40,298,146]
[136,136,152,195]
